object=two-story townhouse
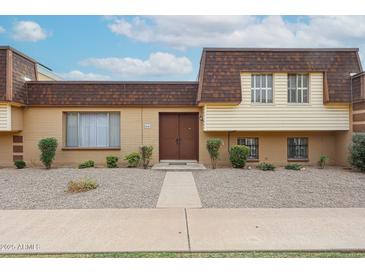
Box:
[0,46,364,167]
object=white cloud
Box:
[107,16,365,50]
[12,21,48,42]
[59,70,111,81]
[0,26,5,33]
[80,52,192,78]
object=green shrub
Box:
[229,145,250,168]
[14,160,26,169]
[78,160,95,169]
[106,156,119,168]
[285,163,303,171]
[67,178,98,193]
[38,137,58,169]
[257,162,276,171]
[206,138,223,169]
[124,152,141,168]
[140,146,153,169]
[319,155,329,169]
[349,134,365,172]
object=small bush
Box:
[78,160,95,169]
[257,162,276,171]
[206,138,223,169]
[124,152,141,168]
[140,146,153,169]
[106,156,119,168]
[349,134,365,172]
[14,160,26,169]
[319,155,329,169]
[285,163,303,171]
[67,178,98,193]
[38,137,58,169]
[229,145,250,168]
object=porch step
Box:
[160,160,197,164]
[152,161,206,171]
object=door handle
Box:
[176,136,180,144]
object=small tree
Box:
[38,138,58,169]
[349,134,365,172]
[206,138,223,169]
[229,145,250,168]
[140,145,153,169]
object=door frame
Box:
[158,112,199,161]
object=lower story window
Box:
[288,137,308,160]
[237,137,259,160]
[66,112,120,148]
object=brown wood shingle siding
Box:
[198,49,362,104]
[11,52,37,104]
[26,82,199,106]
[352,74,365,101]
[0,50,7,101]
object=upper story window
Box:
[66,112,120,148]
[288,74,309,103]
[251,74,273,103]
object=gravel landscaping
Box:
[0,168,165,209]
[194,167,365,208]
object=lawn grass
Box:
[1,251,365,258]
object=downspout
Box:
[227,131,231,154]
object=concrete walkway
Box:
[1,208,365,253]
[157,172,202,208]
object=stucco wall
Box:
[0,133,13,166]
[200,131,338,167]
[0,106,348,167]
[21,107,203,167]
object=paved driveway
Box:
[194,167,365,208]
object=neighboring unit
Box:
[1,46,365,167]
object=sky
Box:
[0,15,365,81]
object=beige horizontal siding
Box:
[0,104,11,131]
[204,73,350,131]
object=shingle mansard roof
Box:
[1,46,363,106]
[197,48,362,104]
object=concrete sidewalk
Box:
[157,172,202,208]
[0,208,365,253]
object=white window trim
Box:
[288,74,310,104]
[251,74,274,104]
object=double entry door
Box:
[159,113,198,160]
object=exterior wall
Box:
[0,105,350,167]
[0,50,7,101]
[0,133,13,166]
[353,100,365,132]
[21,107,203,167]
[204,73,350,131]
[0,104,11,131]
[334,105,354,167]
[0,104,23,132]
[200,131,338,167]
[11,106,23,131]
[37,72,53,81]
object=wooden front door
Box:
[159,113,198,160]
